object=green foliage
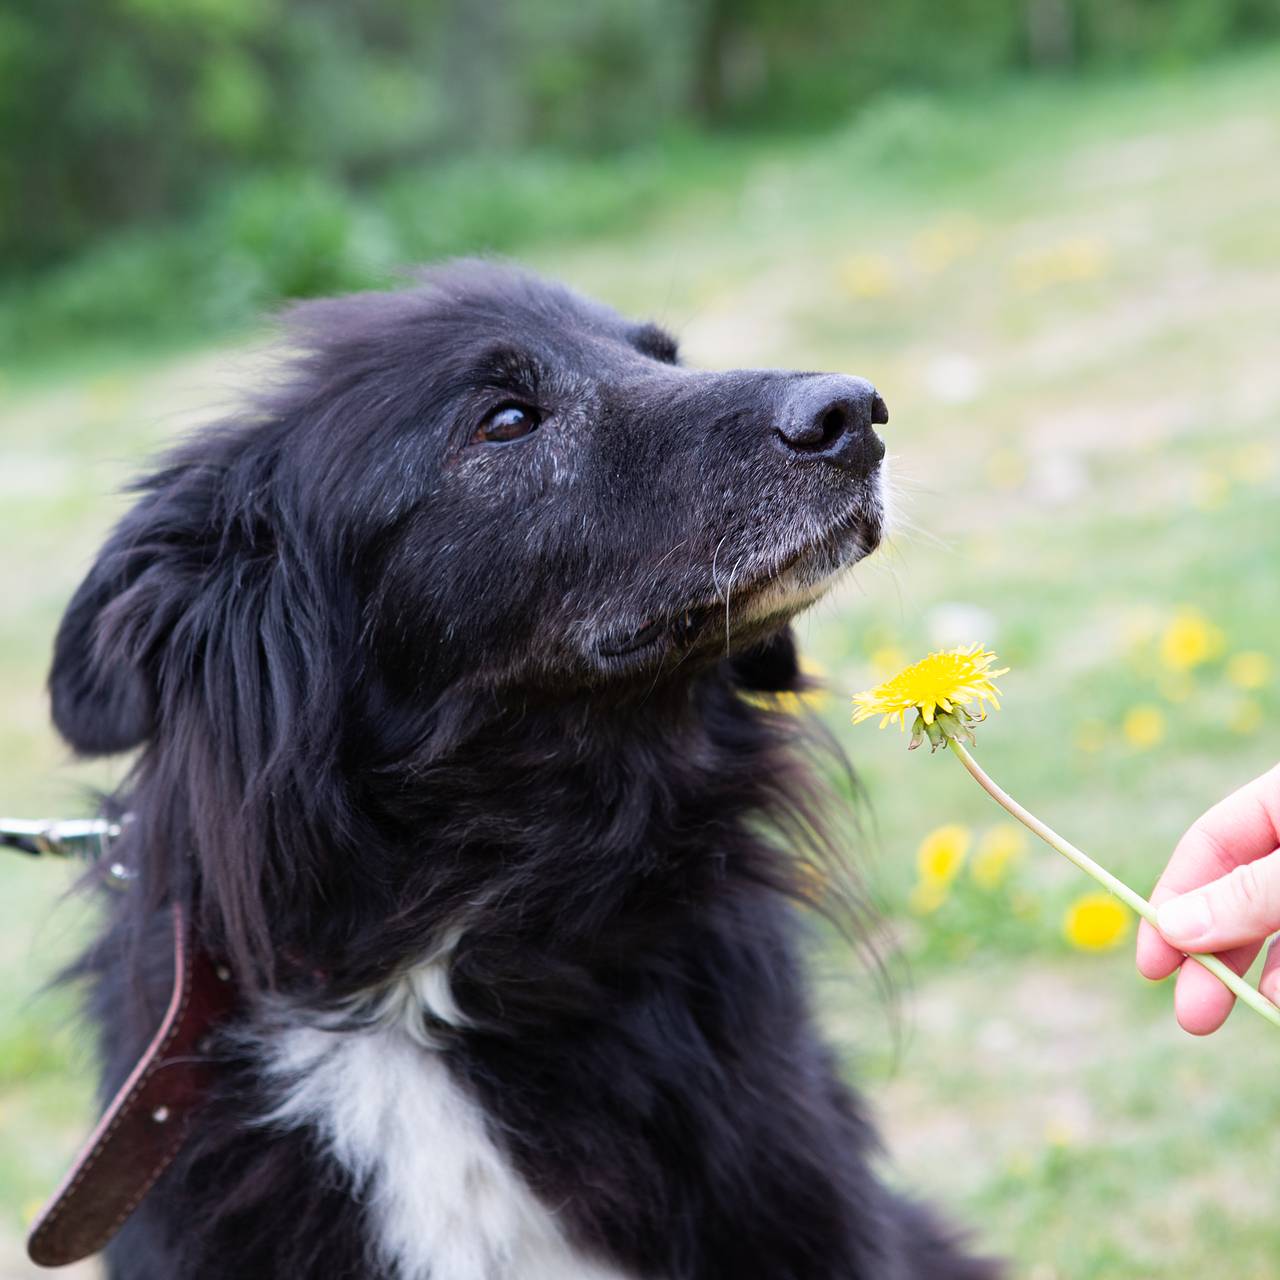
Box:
[5,0,1280,285]
[0,136,752,358]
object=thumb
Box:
[1156,847,1280,953]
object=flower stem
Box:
[948,738,1280,1032]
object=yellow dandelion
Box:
[851,644,1008,731]
[1159,609,1224,672]
[908,879,950,915]
[1227,651,1272,691]
[848,643,1280,1030]
[1122,704,1166,749]
[1063,893,1130,951]
[917,824,971,884]
[839,253,896,300]
[971,824,1026,889]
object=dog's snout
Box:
[775,375,888,472]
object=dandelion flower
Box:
[1159,609,1224,672]
[1122,705,1165,750]
[849,642,1280,1030]
[1227,651,1271,691]
[972,825,1026,889]
[1063,894,1130,951]
[917,824,971,885]
[851,644,1007,734]
[908,880,950,915]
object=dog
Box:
[47,262,998,1278]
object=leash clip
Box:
[1,816,129,870]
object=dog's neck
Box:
[112,658,823,1038]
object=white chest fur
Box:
[257,1007,635,1280]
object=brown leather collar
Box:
[27,904,237,1268]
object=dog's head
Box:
[49,262,886,977]
[52,261,886,744]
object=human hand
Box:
[1136,762,1280,1034]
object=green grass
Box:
[3,49,1280,1277]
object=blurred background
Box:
[3,3,1280,1276]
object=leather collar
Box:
[27,903,237,1268]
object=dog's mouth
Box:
[596,504,881,661]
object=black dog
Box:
[48,262,997,1279]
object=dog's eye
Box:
[472,403,542,445]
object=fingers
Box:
[1171,940,1264,1035]
[1135,885,1187,982]
[1153,847,1280,953]
[1136,762,1280,982]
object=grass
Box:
[3,48,1280,1277]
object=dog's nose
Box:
[775,375,888,472]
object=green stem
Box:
[948,738,1280,1032]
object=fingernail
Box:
[1157,895,1213,944]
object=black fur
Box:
[50,262,998,1279]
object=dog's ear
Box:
[50,560,156,756]
[53,442,353,983]
[728,626,802,693]
[48,472,206,756]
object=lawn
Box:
[2,51,1279,1278]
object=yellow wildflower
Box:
[851,644,1008,732]
[971,824,1026,889]
[1122,704,1165,749]
[1227,651,1272,691]
[917,824,971,885]
[1063,893,1130,951]
[1159,609,1224,672]
[908,879,950,915]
